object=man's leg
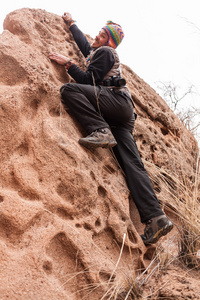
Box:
[60,83,134,148]
[61,83,117,148]
[61,83,108,134]
[112,127,163,223]
[112,127,173,244]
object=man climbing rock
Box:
[49,12,173,244]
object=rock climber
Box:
[48,12,173,244]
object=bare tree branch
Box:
[180,16,200,33]
[156,81,194,111]
[156,81,200,142]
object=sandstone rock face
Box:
[0,8,199,299]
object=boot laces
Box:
[89,129,108,137]
[89,130,99,137]
[144,219,153,234]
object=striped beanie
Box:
[102,21,124,49]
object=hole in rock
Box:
[95,217,101,227]
[165,142,171,148]
[98,186,107,198]
[161,127,169,136]
[49,107,61,117]
[99,270,114,282]
[57,183,74,203]
[57,208,74,220]
[68,50,73,56]
[43,260,53,274]
[83,223,92,231]
[16,142,29,156]
[148,127,153,132]
[75,223,81,228]
[30,98,40,111]
[90,171,96,181]
[46,232,88,295]
[150,145,157,152]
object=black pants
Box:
[61,83,164,223]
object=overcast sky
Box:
[1,0,200,139]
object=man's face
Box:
[91,29,108,48]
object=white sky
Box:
[1,0,200,139]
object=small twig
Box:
[108,233,126,285]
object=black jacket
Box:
[67,24,115,85]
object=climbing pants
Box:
[61,83,164,223]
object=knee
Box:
[60,82,76,95]
[60,83,76,105]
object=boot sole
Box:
[79,139,117,149]
[142,221,173,245]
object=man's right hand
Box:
[48,52,70,65]
[62,12,74,26]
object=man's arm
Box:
[67,47,115,85]
[69,24,92,58]
[49,48,115,85]
[62,12,91,57]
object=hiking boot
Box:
[141,215,173,244]
[79,128,117,149]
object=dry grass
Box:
[145,151,200,269]
[98,233,143,300]
[177,154,200,268]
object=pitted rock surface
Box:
[0,8,199,299]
